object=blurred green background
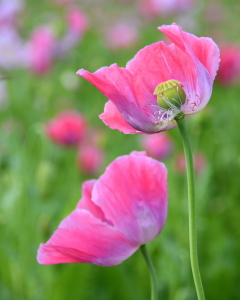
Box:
[1,0,240,299]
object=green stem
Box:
[140,244,158,300]
[176,116,205,300]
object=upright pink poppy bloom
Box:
[45,111,87,147]
[77,23,220,134]
[37,152,168,266]
[217,46,240,85]
[140,132,172,159]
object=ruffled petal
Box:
[91,152,168,245]
[99,101,138,134]
[37,209,138,266]
[158,23,220,113]
[158,23,220,81]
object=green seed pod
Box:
[153,79,186,110]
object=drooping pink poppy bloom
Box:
[105,22,139,50]
[140,132,172,160]
[26,26,57,74]
[45,111,87,146]
[217,46,240,85]
[77,144,104,175]
[175,151,206,174]
[77,23,220,134]
[37,151,168,266]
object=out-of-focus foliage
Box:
[1,0,240,299]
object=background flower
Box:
[45,111,87,146]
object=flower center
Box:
[153,79,186,110]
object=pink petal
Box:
[158,23,220,113]
[158,23,220,81]
[37,209,138,266]
[76,180,107,223]
[92,152,168,245]
[77,65,160,133]
[99,101,138,134]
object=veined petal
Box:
[99,101,139,134]
[37,209,139,266]
[91,152,168,245]
[77,65,155,132]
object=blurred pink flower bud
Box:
[66,7,88,37]
[26,27,57,74]
[105,22,139,50]
[37,151,168,266]
[217,46,240,85]
[175,151,206,174]
[77,144,104,175]
[140,133,173,160]
[45,111,87,147]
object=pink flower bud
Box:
[45,111,87,147]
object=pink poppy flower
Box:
[217,46,240,85]
[77,23,220,134]
[26,27,57,74]
[45,111,87,146]
[37,151,168,266]
[140,132,172,159]
[77,144,104,175]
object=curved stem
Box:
[176,116,205,300]
[140,244,158,300]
